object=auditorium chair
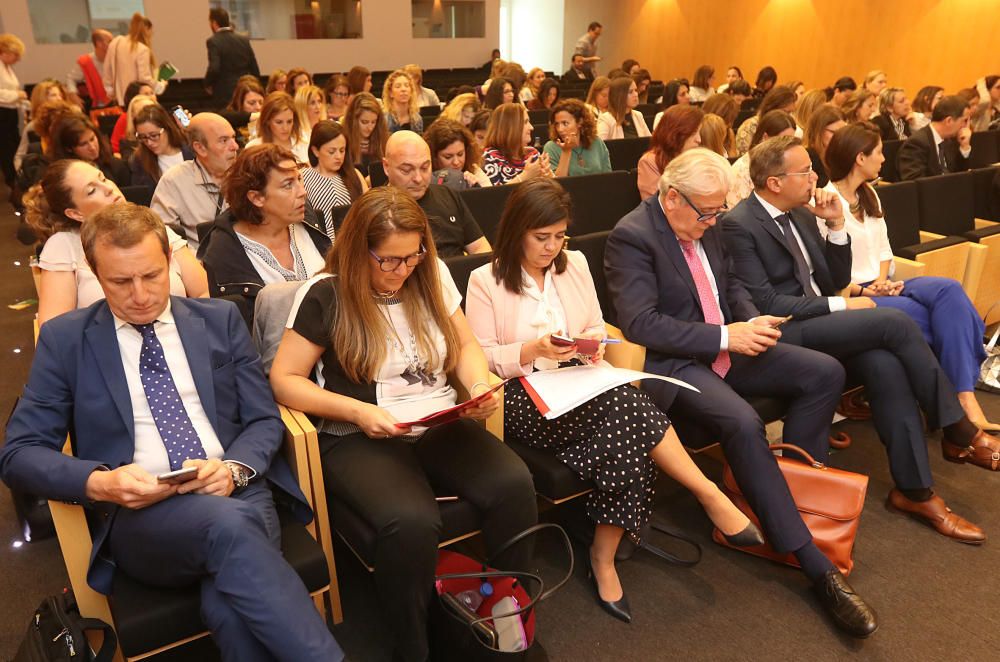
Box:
[877,180,985,300]
[48,409,335,660]
[915,172,1000,315]
[419,105,441,122]
[532,123,549,146]
[459,183,517,243]
[120,185,153,208]
[605,136,651,171]
[968,130,1000,169]
[528,108,551,125]
[558,171,642,236]
[971,166,1000,222]
[369,161,389,187]
[879,139,902,183]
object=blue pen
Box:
[602,338,623,344]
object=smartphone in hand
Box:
[157,466,198,484]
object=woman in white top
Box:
[27,160,207,326]
[103,13,167,106]
[302,120,368,239]
[727,110,797,208]
[596,77,650,140]
[821,123,996,429]
[0,33,27,188]
[246,91,309,164]
[128,104,192,187]
[689,65,716,104]
[423,118,492,188]
[520,67,545,103]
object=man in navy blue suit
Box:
[0,204,342,662]
[605,148,878,638]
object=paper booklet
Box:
[519,365,699,420]
[395,379,510,428]
[157,61,178,81]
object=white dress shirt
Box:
[819,182,893,284]
[930,123,972,161]
[520,267,570,370]
[752,193,849,313]
[113,301,226,475]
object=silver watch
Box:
[225,461,250,490]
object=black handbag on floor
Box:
[13,590,117,662]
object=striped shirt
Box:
[302,167,352,241]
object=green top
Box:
[543,137,613,177]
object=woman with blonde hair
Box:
[270,186,536,661]
[702,93,738,156]
[265,68,288,95]
[294,84,327,136]
[343,91,388,178]
[699,113,729,157]
[521,67,545,103]
[0,33,27,187]
[14,80,74,170]
[585,76,612,118]
[104,13,166,105]
[864,70,888,96]
[402,64,440,108]
[795,89,829,136]
[483,103,552,185]
[246,91,308,162]
[383,69,423,133]
[440,92,480,126]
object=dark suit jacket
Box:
[562,68,593,84]
[205,28,260,107]
[605,196,759,403]
[721,193,852,319]
[871,113,911,142]
[897,124,968,181]
[0,297,309,594]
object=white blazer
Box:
[596,110,651,140]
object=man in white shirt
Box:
[151,112,238,250]
[0,203,343,661]
[573,22,603,77]
[66,29,113,109]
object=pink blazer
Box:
[465,250,606,378]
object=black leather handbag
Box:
[13,591,117,662]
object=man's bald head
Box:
[383,130,433,200]
[189,113,239,178]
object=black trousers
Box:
[643,342,845,554]
[781,307,964,490]
[319,419,537,662]
[0,107,19,186]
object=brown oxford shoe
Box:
[886,489,986,544]
[942,429,1000,471]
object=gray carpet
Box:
[1,190,999,661]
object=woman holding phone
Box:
[542,98,612,177]
[465,178,763,624]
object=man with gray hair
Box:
[605,147,879,638]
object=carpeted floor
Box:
[1,188,999,661]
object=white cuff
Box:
[827,297,847,312]
[719,325,729,351]
[826,229,849,245]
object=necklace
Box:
[371,288,399,301]
[376,301,436,387]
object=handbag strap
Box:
[485,522,574,601]
[633,521,702,567]
[769,443,824,468]
[77,617,118,662]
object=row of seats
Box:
[879,130,1000,182]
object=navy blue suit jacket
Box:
[0,297,310,594]
[605,196,759,406]
[721,194,853,319]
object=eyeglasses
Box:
[135,127,165,143]
[775,166,814,178]
[332,91,349,98]
[369,245,427,272]
[671,187,728,223]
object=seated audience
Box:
[14,100,80,190]
[483,76,515,110]
[227,76,265,114]
[910,85,944,131]
[246,91,309,163]
[521,67,545,102]
[841,89,877,124]
[622,58,641,76]
[753,66,778,100]
[728,110,797,207]
[27,160,207,325]
[605,148,877,638]
[632,69,653,103]
[725,79,753,107]
[295,84,327,138]
[497,61,528,101]
[715,65,743,94]
[383,130,489,255]
[826,76,857,107]
[403,64,440,108]
[864,70,888,97]
[265,68,288,95]
[607,68,629,79]
[483,103,553,185]
[699,113,730,157]
[50,114,130,187]
[897,95,971,180]
[564,54,594,83]
[872,88,913,141]
[469,109,491,148]
[824,122,997,429]
[269,187,536,661]
[14,79,71,171]
[199,144,329,311]
[346,65,373,104]
[734,85,797,156]
[639,105,704,198]
[383,69,424,134]
[972,75,1000,131]
[653,80,692,128]
[424,118,491,188]
[323,74,351,121]
[689,65,716,103]
[440,92,480,126]
[466,177,761,623]
[787,80,807,101]
[722,135,996,545]
[596,77,650,140]
[287,68,312,94]
[526,77,560,111]
[151,113,238,250]
[803,104,846,187]
[129,104,193,187]
[585,76,612,118]
[543,98,612,177]
[343,92,388,178]
[702,93,739,156]
[303,119,368,238]
[2,203,344,662]
[110,82,155,154]
[793,89,829,137]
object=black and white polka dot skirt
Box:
[504,377,671,532]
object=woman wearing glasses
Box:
[269,186,536,662]
[128,104,193,187]
[323,74,350,121]
[465,178,761,624]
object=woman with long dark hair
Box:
[50,114,130,187]
[543,98,611,177]
[303,119,368,239]
[129,104,192,187]
[596,77,650,140]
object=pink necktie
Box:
[678,239,731,378]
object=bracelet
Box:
[469,381,490,396]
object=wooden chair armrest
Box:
[486,372,505,441]
[604,323,646,373]
[975,218,998,229]
[892,256,926,280]
[278,405,316,539]
[919,230,946,242]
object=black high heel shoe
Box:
[587,558,632,624]
[721,520,765,548]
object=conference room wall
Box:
[592,0,1000,97]
[2,0,501,85]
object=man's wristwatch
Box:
[224,461,250,490]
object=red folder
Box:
[395,379,509,428]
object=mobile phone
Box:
[550,334,575,347]
[171,105,190,128]
[772,315,794,328]
[157,466,198,484]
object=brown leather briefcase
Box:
[713,443,868,575]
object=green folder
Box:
[158,61,178,81]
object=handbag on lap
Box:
[713,443,868,576]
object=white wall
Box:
[1,0,500,85]
[561,0,622,77]
[503,0,563,74]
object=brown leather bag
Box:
[713,443,868,575]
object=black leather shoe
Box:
[721,521,765,547]
[587,559,632,624]
[812,569,878,638]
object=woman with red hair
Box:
[636,105,704,198]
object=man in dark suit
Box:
[605,148,878,638]
[871,87,913,142]
[0,204,343,661]
[723,135,996,542]
[563,54,594,84]
[897,95,971,180]
[205,7,260,109]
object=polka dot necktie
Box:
[132,323,206,470]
